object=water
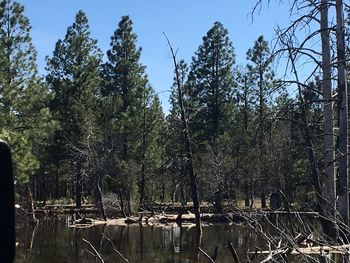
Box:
[14,217,260,263]
[15,216,349,263]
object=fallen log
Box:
[252,244,350,255]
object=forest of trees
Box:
[2,0,350,226]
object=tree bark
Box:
[118,191,126,218]
[27,185,37,223]
[127,180,133,216]
[320,0,337,238]
[244,181,250,207]
[140,163,146,209]
[336,0,349,226]
[96,174,107,221]
[75,159,82,209]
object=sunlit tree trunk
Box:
[336,0,349,225]
[321,0,336,238]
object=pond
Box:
[14,217,261,263]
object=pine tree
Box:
[140,95,165,207]
[0,0,37,120]
[246,35,275,128]
[187,21,235,145]
[0,0,52,191]
[246,35,275,208]
[101,15,163,211]
[101,16,148,159]
[46,10,102,208]
[186,22,235,211]
[235,66,256,207]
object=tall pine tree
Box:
[246,35,275,208]
[187,21,235,145]
[101,15,164,212]
[186,22,235,211]
[46,10,102,208]
[0,0,52,192]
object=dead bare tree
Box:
[321,0,336,230]
[164,33,202,246]
[279,29,335,238]
[251,0,350,237]
[239,210,350,263]
[335,0,349,226]
[70,120,108,221]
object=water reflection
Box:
[15,218,261,263]
[15,217,347,263]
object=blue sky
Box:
[18,0,292,112]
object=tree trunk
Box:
[261,192,266,209]
[243,74,249,131]
[244,181,250,207]
[27,185,37,223]
[140,162,145,209]
[320,0,337,238]
[336,0,349,226]
[249,177,254,209]
[258,70,267,210]
[171,181,177,205]
[55,166,59,199]
[165,35,202,246]
[127,180,132,216]
[95,174,107,221]
[42,169,46,206]
[75,159,82,209]
[286,42,334,237]
[118,191,126,218]
[180,183,187,207]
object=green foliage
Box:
[0,2,327,214]
[46,10,102,151]
[101,15,149,159]
[0,130,38,184]
[0,0,37,119]
[187,21,236,144]
[45,10,102,206]
[0,0,53,190]
[246,35,276,134]
[100,15,165,209]
[166,23,238,210]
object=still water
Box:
[14,217,260,263]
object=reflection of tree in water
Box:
[171,225,181,253]
[139,224,144,259]
[73,228,80,263]
[25,223,38,263]
[15,219,262,263]
[98,224,106,256]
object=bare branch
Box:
[82,238,104,263]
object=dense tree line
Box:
[2,0,350,221]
